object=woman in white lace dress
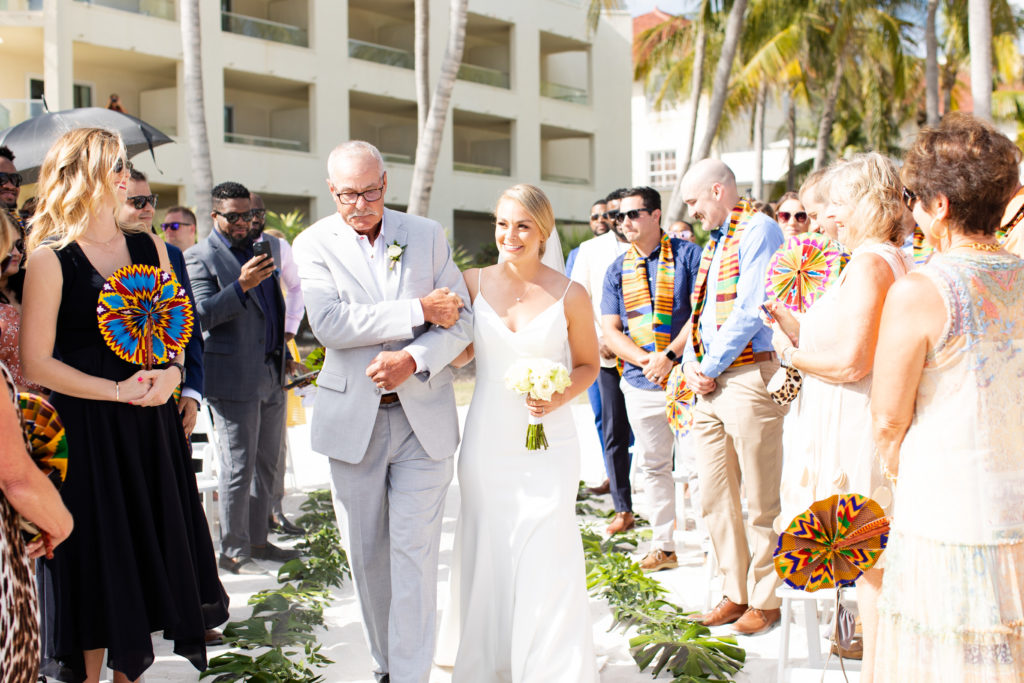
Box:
[871,113,1024,682]
[764,153,914,680]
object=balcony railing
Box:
[222,11,308,47]
[457,63,510,89]
[348,39,413,69]
[73,0,175,20]
[0,99,44,130]
[224,132,306,152]
[0,0,44,10]
[382,151,414,165]
[454,160,508,176]
[541,81,588,105]
[542,172,589,186]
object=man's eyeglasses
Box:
[335,185,384,205]
[590,213,604,222]
[112,157,134,175]
[615,208,654,224]
[161,221,194,231]
[777,211,808,223]
[902,187,917,211]
[0,172,22,188]
[603,210,620,220]
[213,210,254,224]
[127,194,158,210]
[250,208,266,219]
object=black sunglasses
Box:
[112,157,134,175]
[7,238,24,254]
[161,221,194,231]
[902,187,917,211]
[250,208,266,219]
[603,210,619,220]
[127,194,158,210]
[214,209,254,224]
[615,208,653,224]
[0,172,22,188]
[590,213,604,221]
[778,211,808,223]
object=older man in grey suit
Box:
[294,141,471,683]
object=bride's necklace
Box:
[952,241,1001,252]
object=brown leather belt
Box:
[380,393,401,405]
[751,351,777,363]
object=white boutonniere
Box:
[387,240,406,270]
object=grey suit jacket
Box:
[185,231,287,401]
[293,209,472,463]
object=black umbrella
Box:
[0,107,174,184]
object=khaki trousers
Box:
[621,380,676,553]
[693,361,786,609]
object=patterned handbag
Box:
[767,365,803,406]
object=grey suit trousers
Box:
[209,356,287,559]
[329,402,453,683]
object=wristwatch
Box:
[780,347,796,368]
[169,362,186,383]
[665,349,678,362]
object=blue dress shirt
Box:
[682,211,784,378]
[601,237,703,390]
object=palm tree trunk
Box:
[814,46,845,171]
[925,0,940,124]
[693,0,749,162]
[180,0,213,235]
[407,0,469,216]
[663,9,707,225]
[752,84,766,201]
[414,0,429,136]
[787,91,797,190]
[968,0,992,120]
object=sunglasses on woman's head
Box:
[127,194,158,210]
[902,187,917,211]
[778,211,808,223]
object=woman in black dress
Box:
[21,128,228,682]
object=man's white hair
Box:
[327,140,385,180]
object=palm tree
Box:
[180,0,213,235]
[968,0,993,120]
[926,0,941,124]
[692,0,749,164]
[415,0,429,135]
[586,0,625,34]
[407,0,468,216]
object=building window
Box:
[73,84,92,109]
[649,150,677,187]
[223,105,234,134]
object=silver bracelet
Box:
[781,346,797,368]
[115,380,120,403]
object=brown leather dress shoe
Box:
[731,607,782,635]
[584,479,611,496]
[699,597,748,626]
[605,511,636,535]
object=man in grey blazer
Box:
[186,181,299,575]
[293,142,471,683]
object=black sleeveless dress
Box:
[44,233,228,681]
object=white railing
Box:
[348,39,414,69]
[457,63,510,89]
[224,131,306,152]
[541,81,588,105]
[454,160,508,176]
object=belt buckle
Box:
[380,393,400,406]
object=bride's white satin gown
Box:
[436,283,598,682]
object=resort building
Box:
[0,0,632,255]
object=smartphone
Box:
[759,303,775,324]
[252,239,273,265]
[283,370,319,390]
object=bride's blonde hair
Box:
[495,184,555,256]
[27,127,140,253]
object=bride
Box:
[438,184,600,681]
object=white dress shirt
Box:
[570,231,632,368]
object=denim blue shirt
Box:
[682,211,784,378]
[602,237,703,390]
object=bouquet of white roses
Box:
[504,358,572,450]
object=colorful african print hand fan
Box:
[773,493,889,592]
[17,393,68,488]
[765,234,848,313]
[665,363,693,438]
[913,224,934,266]
[97,264,194,370]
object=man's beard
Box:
[248,223,265,241]
[225,229,254,249]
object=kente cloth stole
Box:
[620,233,675,385]
[689,200,757,366]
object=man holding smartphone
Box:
[186,181,297,575]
